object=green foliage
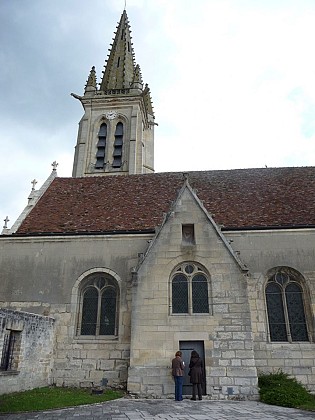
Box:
[0,386,124,413]
[258,370,315,410]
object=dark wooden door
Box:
[179,340,206,395]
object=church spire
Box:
[71,9,155,178]
[100,10,141,91]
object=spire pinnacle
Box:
[100,10,137,91]
[85,66,97,93]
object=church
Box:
[1,10,314,399]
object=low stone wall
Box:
[0,309,55,395]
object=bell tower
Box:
[72,10,155,178]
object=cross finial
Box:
[31,179,37,191]
[52,161,58,171]
[3,216,9,229]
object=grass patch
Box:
[258,370,315,411]
[0,386,124,413]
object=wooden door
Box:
[179,340,206,395]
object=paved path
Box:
[1,398,314,420]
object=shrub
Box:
[258,370,314,408]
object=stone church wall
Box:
[0,309,55,395]
[227,229,315,393]
[0,223,314,396]
[0,234,151,391]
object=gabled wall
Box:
[128,187,259,399]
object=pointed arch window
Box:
[112,122,124,168]
[95,123,107,169]
[79,273,119,336]
[171,263,210,315]
[265,269,309,342]
[172,274,188,313]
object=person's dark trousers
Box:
[174,376,184,401]
[192,383,202,400]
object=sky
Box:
[1,0,315,226]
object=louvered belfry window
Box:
[171,263,210,314]
[95,123,107,169]
[112,122,123,168]
[266,270,309,342]
[80,274,118,336]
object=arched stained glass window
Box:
[100,287,117,335]
[95,123,107,169]
[79,273,119,336]
[265,269,309,342]
[172,274,188,313]
[286,283,308,341]
[266,283,286,341]
[171,263,210,315]
[192,274,209,313]
[81,287,98,335]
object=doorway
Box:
[179,340,206,396]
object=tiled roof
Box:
[15,167,315,235]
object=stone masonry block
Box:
[221,351,235,359]
[226,367,257,378]
[97,359,115,370]
[127,383,141,393]
[241,358,256,367]
[210,367,227,377]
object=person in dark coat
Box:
[171,350,185,401]
[189,350,203,400]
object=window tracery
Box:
[265,268,309,342]
[78,273,119,336]
[171,262,210,315]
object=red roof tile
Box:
[15,167,315,235]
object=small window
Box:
[182,224,195,245]
[265,269,309,342]
[0,330,21,371]
[95,123,107,169]
[171,263,210,315]
[112,122,123,168]
[78,273,119,336]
